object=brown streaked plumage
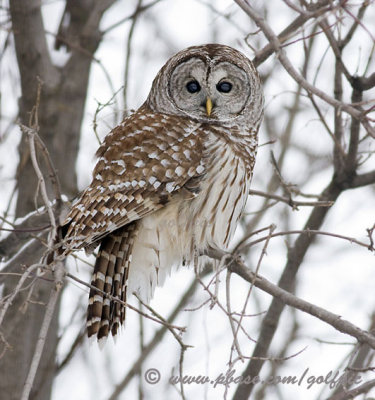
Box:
[62,44,264,341]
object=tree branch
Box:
[236,0,375,137]
[328,378,375,400]
[20,263,64,400]
[351,170,375,188]
[208,249,375,349]
[106,275,202,400]
[252,0,339,66]
[9,0,59,99]
[231,176,343,399]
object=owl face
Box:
[169,58,251,122]
[146,44,263,127]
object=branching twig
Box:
[20,125,57,250]
[249,189,334,208]
[0,264,40,328]
[328,378,375,400]
[21,263,64,400]
[123,0,143,118]
[66,272,185,333]
[134,293,191,350]
[208,249,375,350]
[106,275,202,400]
[235,0,375,137]
[238,228,374,253]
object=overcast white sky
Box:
[1,1,375,399]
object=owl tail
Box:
[87,222,138,342]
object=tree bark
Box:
[0,1,116,398]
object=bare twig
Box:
[328,378,375,400]
[236,0,375,137]
[226,270,244,363]
[66,272,185,333]
[134,293,191,350]
[123,0,143,118]
[106,275,201,400]
[208,249,375,350]
[0,264,40,328]
[92,85,124,144]
[20,125,57,250]
[33,133,62,205]
[102,0,163,35]
[249,189,334,208]
[251,0,342,66]
[21,263,64,400]
[229,225,275,368]
[238,228,374,253]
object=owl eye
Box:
[186,80,201,93]
[216,81,232,93]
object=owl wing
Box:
[62,106,206,250]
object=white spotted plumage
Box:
[61,44,263,341]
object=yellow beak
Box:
[206,97,213,117]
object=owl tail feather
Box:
[87,222,138,341]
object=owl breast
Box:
[125,130,252,302]
[185,130,251,252]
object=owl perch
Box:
[60,44,264,342]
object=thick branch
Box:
[252,0,338,66]
[209,253,375,349]
[351,170,375,188]
[232,177,343,399]
[9,0,59,102]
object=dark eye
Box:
[186,80,201,93]
[216,81,232,93]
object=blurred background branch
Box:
[0,1,374,399]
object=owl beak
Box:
[205,97,213,117]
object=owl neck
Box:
[206,124,258,176]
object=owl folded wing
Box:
[62,106,206,250]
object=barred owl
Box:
[62,44,263,341]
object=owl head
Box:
[146,43,263,127]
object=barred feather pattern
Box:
[63,107,205,249]
[61,44,263,342]
[87,223,138,338]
